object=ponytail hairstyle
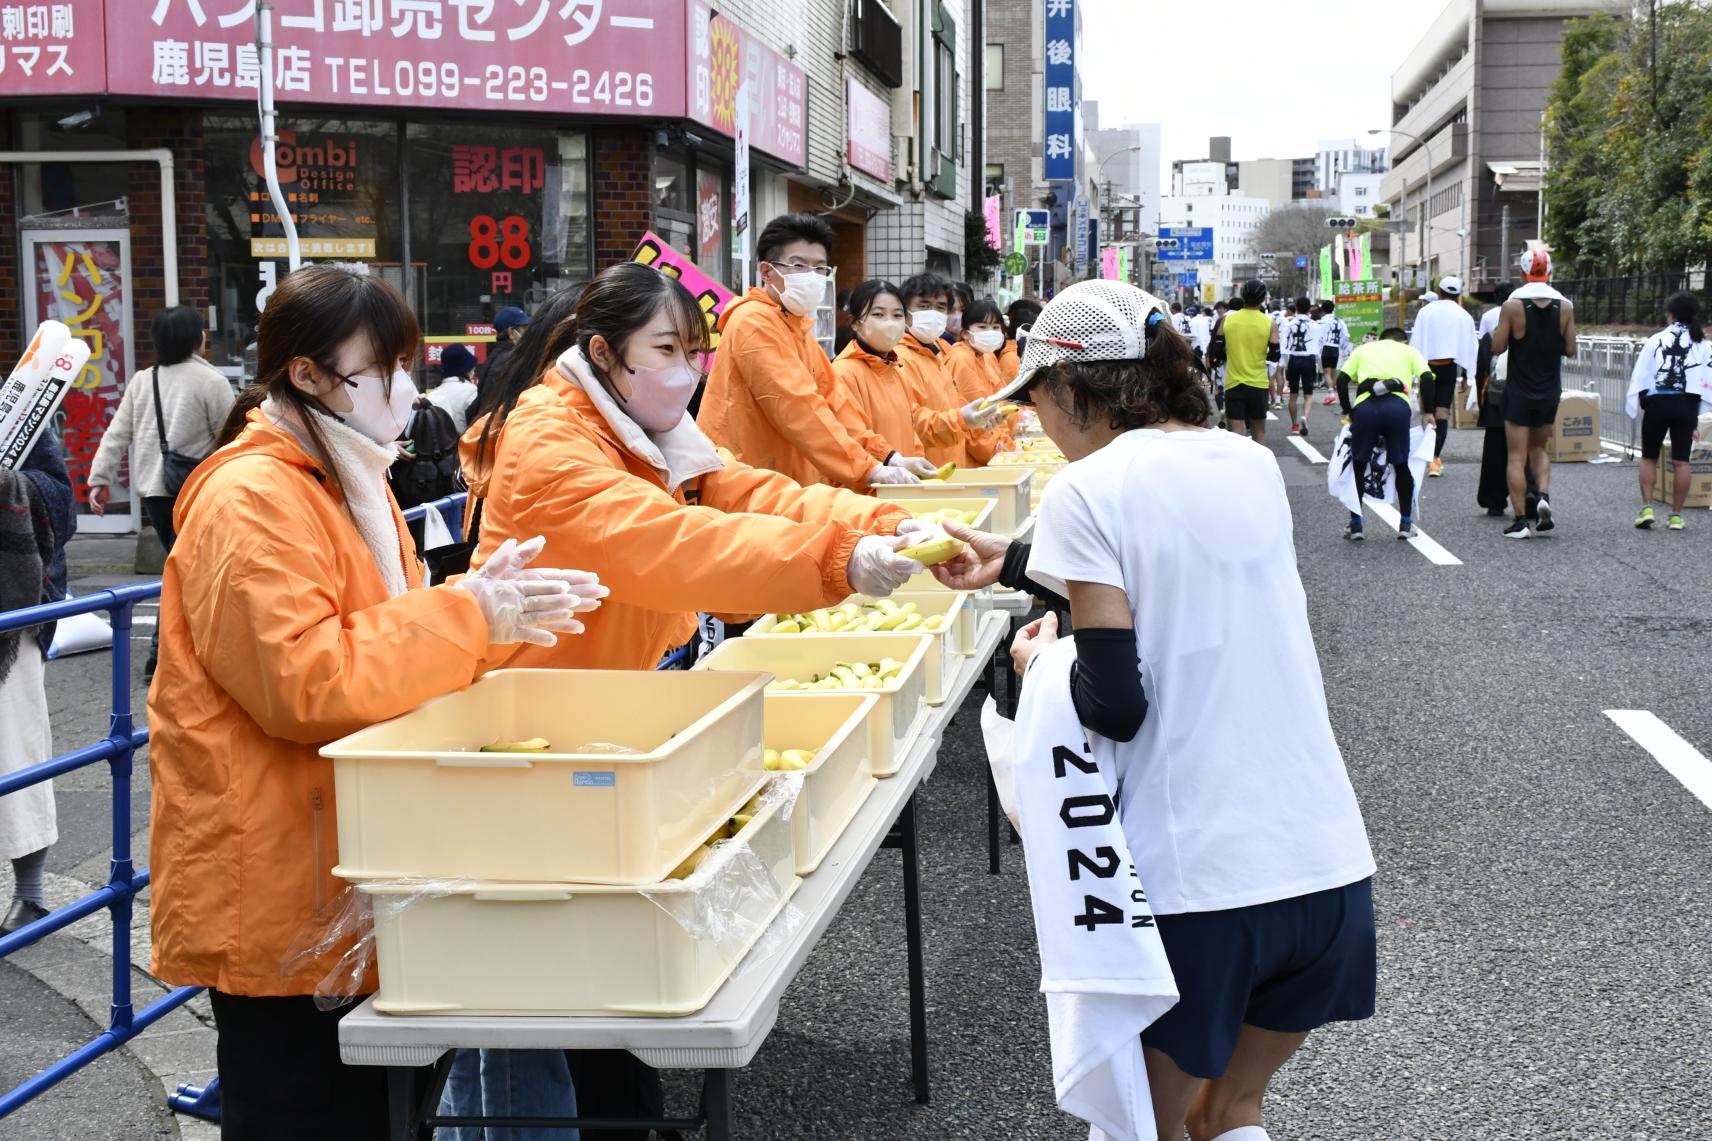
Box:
[215,264,419,493]
[1665,291,1704,344]
[468,284,585,470]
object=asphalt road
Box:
[7,423,1712,1139]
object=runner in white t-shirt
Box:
[1317,299,1352,396]
[1281,297,1323,437]
[935,280,1377,1141]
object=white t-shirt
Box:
[426,377,479,436]
[1186,314,1212,351]
[1478,307,1507,382]
[1317,314,1350,359]
[1282,314,1322,359]
[1027,428,1376,914]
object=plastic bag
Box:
[420,501,453,551]
[979,694,1023,833]
[47,592,112,660]
[639,776,805,978]
[282,876,476,1011]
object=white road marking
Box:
[1286,435,1328,464]
[1361,498,1464,565]
[1605,710,1712,813]
[1265,411,1278,422]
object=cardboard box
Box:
[1653,447,1712,509]
[1549,391,1601,463]
[1452,380,1481,429]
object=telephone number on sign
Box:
[322,59,656,108]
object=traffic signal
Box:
[1326,216,1358,230]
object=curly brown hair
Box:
[1032,322,1210,431]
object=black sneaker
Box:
[1534,496,1554,532]
[1297,423,1309,438]
[1503,520,1531,540]
[1345,521,1365,541]
[1397,520,1418,540]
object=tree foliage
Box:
[1544,4,1712,273]
[964,209,1004,283]
[1252,203,1338,262]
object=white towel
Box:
[1327,423,1433,520]
[1011,637,1178,1141]
[1409,300,1478,374]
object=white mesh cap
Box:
[993,280,1170,402]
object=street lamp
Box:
[1095,143,1146,277]
[1369,127,1433,289]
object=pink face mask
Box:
[620,362,700,433]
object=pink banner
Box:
[632,230,735,355]
[0,0,105,96]
[846,77,891,182]
[34,238,128,508]
[687,0,806,167]
[1101,247,1120,281]
[108,0,688,118]
[983,194,1002,251]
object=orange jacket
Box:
[945,343,1015,452]
[831,341,921,459]
[462,366,910,671]
[148,412,497,997]
[699,289,890,487]
[897,334,998,467]
[998,338,1021,385]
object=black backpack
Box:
[389,400,463,509]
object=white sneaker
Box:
[1503,520,1530,540]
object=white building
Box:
[1315,138,1388,194]
[1157,192,1270,299]
[1084,103,1161,233]
[1173,161,1230,198]
[1338,171,1386,218]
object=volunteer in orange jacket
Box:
[947,298,1018,452]
[896,273,1004,467]
[832,280,923,459]
[146,266,605,1135]
[698,213,933,486]
[464,263,936,672]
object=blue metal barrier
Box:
[0,490,699,1123]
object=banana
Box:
[933,461,957,480]
[770,620,801,634]
[897,536,966,566]
[897,614,924,631]
[780,749,816,770]
[999,404,1020,416]
[480,737,552,753]
[923,615,945,631]
[763,748,782,770]
[728,813,753,836]
[809,608,834,631]
[668,843,715,880]
[765,659,911,692]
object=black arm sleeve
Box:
[1337,372,1354,416]
[997,541,1069,611]
[1069,627,1148,743]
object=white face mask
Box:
[337,368,417,445]
[970,329,1005,354]
[772,269,825,317]
[620,362,700,433]
[859,317,907,354]
[908,310,948,343]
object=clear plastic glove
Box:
[893,517,934,538]
[455,536,606,647]
[867,463,921,486]
[896,455,942,479]
[961,400,1003,431]
[929,520,1013,591]
[846,534,926,597]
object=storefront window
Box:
[653,147,731,292]
[203,114,401,372]
[405,124,591,348]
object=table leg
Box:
[386,1067,420,1141]
[899,795,931,1104]
[984,651,1003,875]
[704,1068,733,1141]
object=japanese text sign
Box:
[846,76,891,183]
[1043,0,1076,182]
[632,230,734,354]
[109,0,688,119]
[1156,227,1211,262]
[0,0,103,96]
[1,321,88,470]
[1100,247,1118,281]
[688,0,806,167]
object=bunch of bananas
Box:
[667,793,768,879]
[769,600,947,635]
[911,508,982,527]
[768,658,910,692]
[763,748,817,772]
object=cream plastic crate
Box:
[890,496,995,535]
[762,693,879,874]
[874,469,1033,535]
[323,669,769,886]
[359,794,799,1017]
[902,573,994,620]
[695,633,931,777]
[746,591,973,704]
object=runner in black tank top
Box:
[1491,273,1578,538]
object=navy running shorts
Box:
[1349,395,1412,467]
[1286,356,1318,394]
[1141,878,1377,1080]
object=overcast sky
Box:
[1078,0,1450,183]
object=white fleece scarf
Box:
[1511,281,1568,303]
[555,347,724,494]
[262,396,409,598]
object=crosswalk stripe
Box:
[1605,710,1712,813]
[1286,435,1328,464]
[1361,498,1463,566]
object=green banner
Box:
[1118,247,1131,283]
[1319,246,1335,299]
[1334,279,1383,343]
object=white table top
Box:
[338,612,1010,1072]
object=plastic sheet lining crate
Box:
[762,692,879,873]
[357,793,799,1017]
[323,669,769,886]
[874,468,1034,534]
[695,633,932,777]
[745,591,973,705]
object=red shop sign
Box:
[0,0,107,97]
[107,0,689,118]
[685,0,805,168]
